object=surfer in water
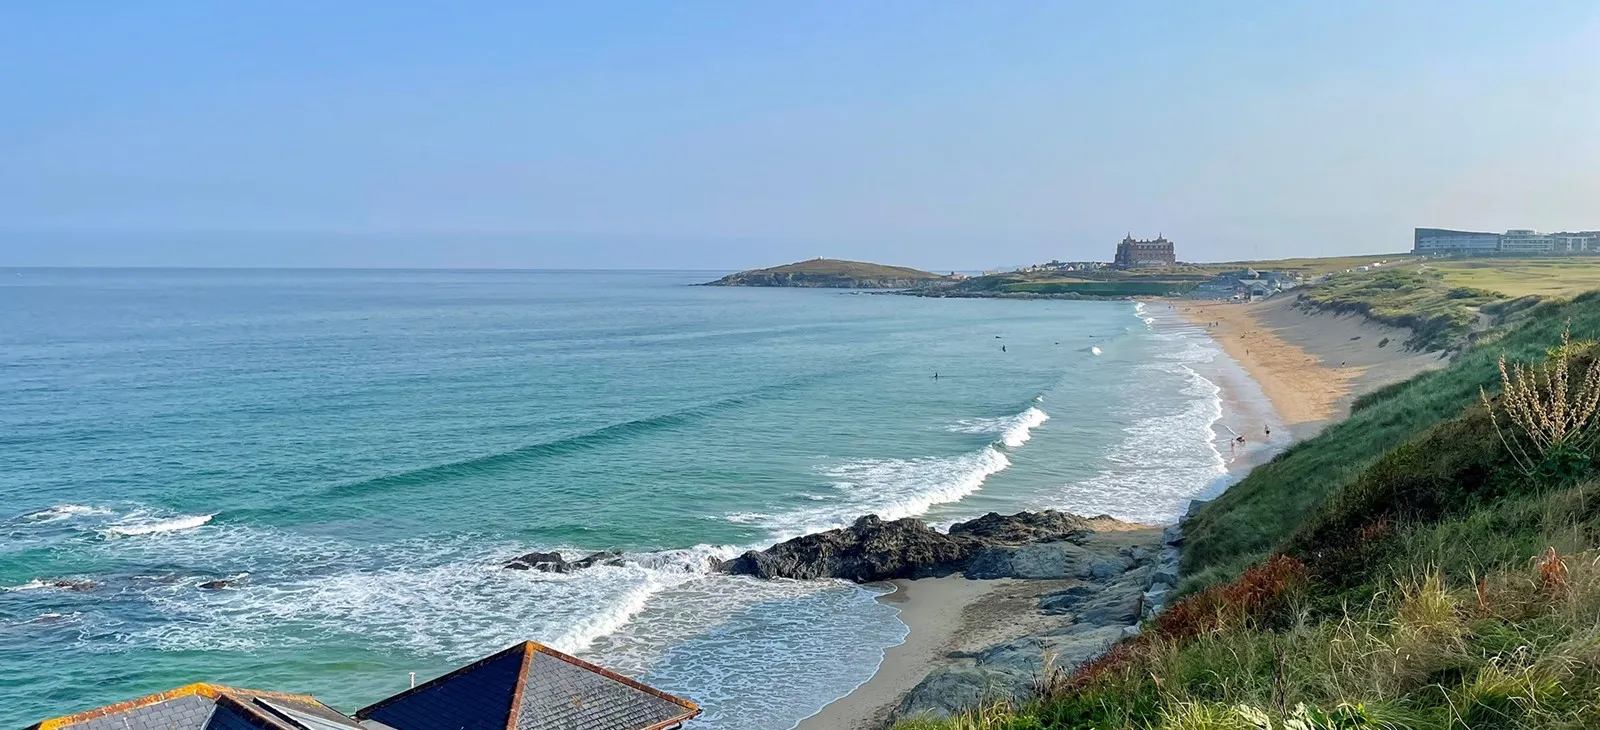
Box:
[1001,344,1006,352]
[933,372,939,380]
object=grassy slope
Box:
[1293,266,1502,350]
[1433,258,1600,299]
[897,293,1600,730]
[749,258,942,278]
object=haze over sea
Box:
[0,269,1255,729]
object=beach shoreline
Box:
[793,303,1300,730]
[792,296,1445,730]
[1168,297,1447,437]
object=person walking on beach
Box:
[1264,425,1271,438]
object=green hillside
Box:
[900,293,1600,729]
[702,258,946,287]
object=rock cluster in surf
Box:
[713,510,1131,582]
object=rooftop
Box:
[28,642,700,730]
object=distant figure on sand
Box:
[1265,425,1271,438]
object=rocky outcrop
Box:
[503,550,624,573]
[705,272,939,289]
[700,259,948,289]
[893,511,1193,723]
[716,511,1117,582]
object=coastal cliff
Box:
[701,258,948,288]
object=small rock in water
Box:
[504,551,570,572]
[198,580,234,590]
[52,580,96,592]
[503,550,624,573]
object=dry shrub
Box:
[1482,321,1600,474]
[1535,546,1571,598]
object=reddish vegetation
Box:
[1068,555,1310,689]
[1536,546,1570,598]
[1152,554,1308,641]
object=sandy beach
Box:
[1169,296,1447,437]
[792,296,1449,730]
[795,577,1044,730]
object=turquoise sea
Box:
[0,269,1267,729]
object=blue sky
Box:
[2,2,1597,269]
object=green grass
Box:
[733,258,944,278]
[1431,258,1600,300]
[1294,267,1503,350]
[894,292,1600,730]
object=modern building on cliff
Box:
[26,642,700,730]
[1413,228,1502,254]
[1112,234,1176,268]
[1414,227,1600,255]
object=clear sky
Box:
[2,2,1597,270]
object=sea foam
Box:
[102,513,215,537]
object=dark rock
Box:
[571,551,624,570]
[504,551,571,572]
[947,511,1095,543]
[1037,583,1099,615]
[504,550,625,573]
[718,515,970,581]
[51,580,96,592]
[198,580,234,590]
[894,625,1126,723]
[718,511,1119,582]
[965,543,1087,580]
[1150,565,1180,588]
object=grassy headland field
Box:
[1432,258,1600,299]
[896,261,1600,729]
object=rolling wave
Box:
[322,374,832,499]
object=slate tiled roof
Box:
[26,684,364,730]
[356,642,699,730]
[27,642,698,730]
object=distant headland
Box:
[700,258,952,288]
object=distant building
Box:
[1414,228,1501,254]
[1415,227,1600,256]
[1113,234,1176,268]
[1553,232,1600,253]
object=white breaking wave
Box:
[758,445,1012,540]
[1000,407,1050,447]
[723,512,770,524]
[102,513,215,537]
[1044,318,1229,524]
[20,504,112,523]
[3,579,51,592]
[948,406,1050,448]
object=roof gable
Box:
[356,645,525,730]
[357,643,698,730]
[28,685,352,730]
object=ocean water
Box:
[0,269,1260,728]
